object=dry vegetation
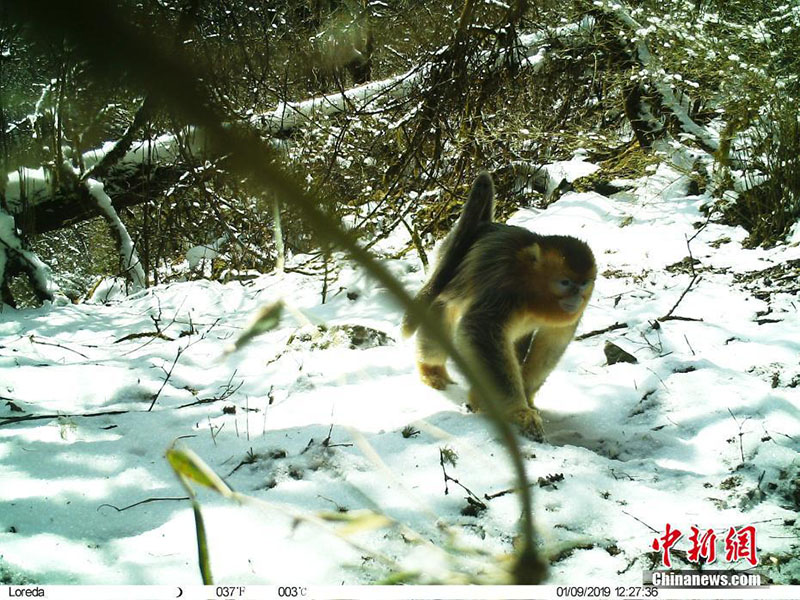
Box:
[2,0,798,302]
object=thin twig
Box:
[439,449,487,510]
[660,315,703,322]
[659,238,700,321]
[659,217,712,321]
[0,409,129,427]
[727,408,750,466]
[98,496,189,512]
[177,371,243,409]
[29,335,90,359]
[114,331,174,343]
[148,345,187,411]
[659,273,700,321]
[322,423,354,448]
[683,334,695,356]
[621,509,659,534]
[148,322,211,410]
[575,321,628,341]
[485,482,535,501]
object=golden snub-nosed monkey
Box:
[403,172,595,440]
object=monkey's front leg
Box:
[457,316,544,441]
[521,323,579,405]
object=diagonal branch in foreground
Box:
[8,0,547,582]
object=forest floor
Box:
[1,142,799,587]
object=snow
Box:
[4,130,207,212]
[0,210,61,302]
[4,167,52,210]
[81,130,207,174]
[509,153,600,200]
[186,235,229,273]
[85,178,147,290]
[1,150,799,587]
[261,68,424,134]
[256,17,596,135]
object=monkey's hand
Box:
[418,363,455,390]
[507,406,545,442]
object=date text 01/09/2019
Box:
[555,586,658,598]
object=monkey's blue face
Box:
[553,278,593,314]
[532,243,596,322]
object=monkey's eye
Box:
[554,279,572,292]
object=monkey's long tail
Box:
[401,171,495,337]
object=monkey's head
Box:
[524,235,596,324]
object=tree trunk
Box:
[10,164,182,237]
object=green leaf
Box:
[191,500,213,584]
[318,509,392,536]
[166,447,233,498]
[226,301,284,354]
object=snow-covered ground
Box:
[1,150,799,587]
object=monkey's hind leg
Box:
[414,299,456,390]
[459,318,545,441]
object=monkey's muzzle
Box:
[559,296,584,314]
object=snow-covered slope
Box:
[1,153,798,586]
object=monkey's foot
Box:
[418,363,454,390]
[508,407,545,442]
[466,393,545,441]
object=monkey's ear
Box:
[521,243,542,262]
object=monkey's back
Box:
[442,223,540,303]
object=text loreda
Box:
[7,588,45,598]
